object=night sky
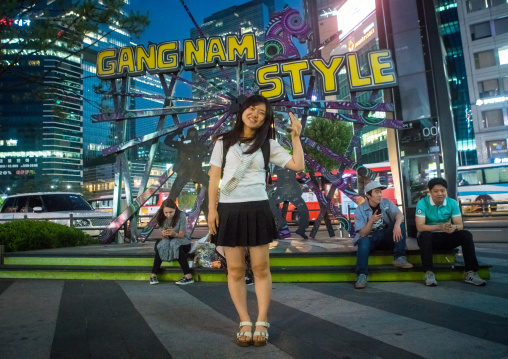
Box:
[130,0,305,46]
[128,0,306,100]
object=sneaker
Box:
[464,271,486,286]
[175,277,194,285]
[149,276,159,285]
[245,276,254,286]
[355,274,368,289]
[425,271,437,286]
[394,256,414,269]
[278,227,291,239]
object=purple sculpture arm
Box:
[102,110,226,156]
[92,105,225,123]
[274,100,394,112]
[273,106,403,129]
[299,136,377,180]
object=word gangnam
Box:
[96,34,257,79]
[96,35,398,101]
[256,50,397,101]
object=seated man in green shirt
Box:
[415,178,486,287]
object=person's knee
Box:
[251,261,270,279]
[228,263,247,281]
[459,229,474,244]
[417,232,432,247]
[357,237,370,251]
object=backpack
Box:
[221,140,272,185]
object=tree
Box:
[0,0,149,88]
[304,118,353,171]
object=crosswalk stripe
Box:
[0,280,63,359]
[367,281,508,318]
[275,283,508,358]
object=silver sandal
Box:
[236,321,253,347]
[253,321,270,347]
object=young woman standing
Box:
[208,95,304,346]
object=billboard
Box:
[336,0,376,41]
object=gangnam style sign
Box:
[93,3,402,244]
[96,33,397,101]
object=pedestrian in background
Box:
[353,180,413,289]
[150,199,193,285]
[416,178,486,287]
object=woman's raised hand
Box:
[288,112,302,138]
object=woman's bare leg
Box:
[224,246,251,343]
[249,244,271,341]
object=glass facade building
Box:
[436,0,478,166]
[0,12,83,191]
[189,0,275,100]
[456,0,508,164]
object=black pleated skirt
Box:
[211,200,277,247]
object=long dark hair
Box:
[216,95,275,155]
[154,198,181,228]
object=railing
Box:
[459,200,508,218]
[0,213,154,232]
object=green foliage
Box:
[0,220,97,252]
[177,192,198,212]
[304,118,353,171]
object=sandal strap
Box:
[255,321,270,328]
[237,331,252,339]
[253,330,269,339]
[239,321,253,327]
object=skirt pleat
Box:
[211,200,277,247]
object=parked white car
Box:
[0,192,112,236]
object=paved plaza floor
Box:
[0,240,507,359]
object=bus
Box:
[457,163,508,213]
[88,192,170,222]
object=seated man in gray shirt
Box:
[353,181,413,289]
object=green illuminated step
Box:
[4,251,456,267]
[0,264,490,283]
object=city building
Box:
[189,0,275,101]
[81,1,175,198]
[436,0,478,166]
[456,0,508,164]
[305,0,388,164]
[0,5,83,192]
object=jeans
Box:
[417,230,479,272]
[152,243,192,275]
[356,223,407,275]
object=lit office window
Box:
[482,109,504,128]
[478,78,499,98]
[498,45,508,65]
[474,50,496,69]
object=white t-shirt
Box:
[210,138,293,203]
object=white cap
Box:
[365,180,387,193]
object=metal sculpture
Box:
[93,2,402,244]
[264,4,312,62]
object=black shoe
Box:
[245,277,254,286]
[295,228,308,239]
[149,276,159,285]
[175,277,194,285]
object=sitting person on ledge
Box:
[415,178,486,287]
[353,180,413,289]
